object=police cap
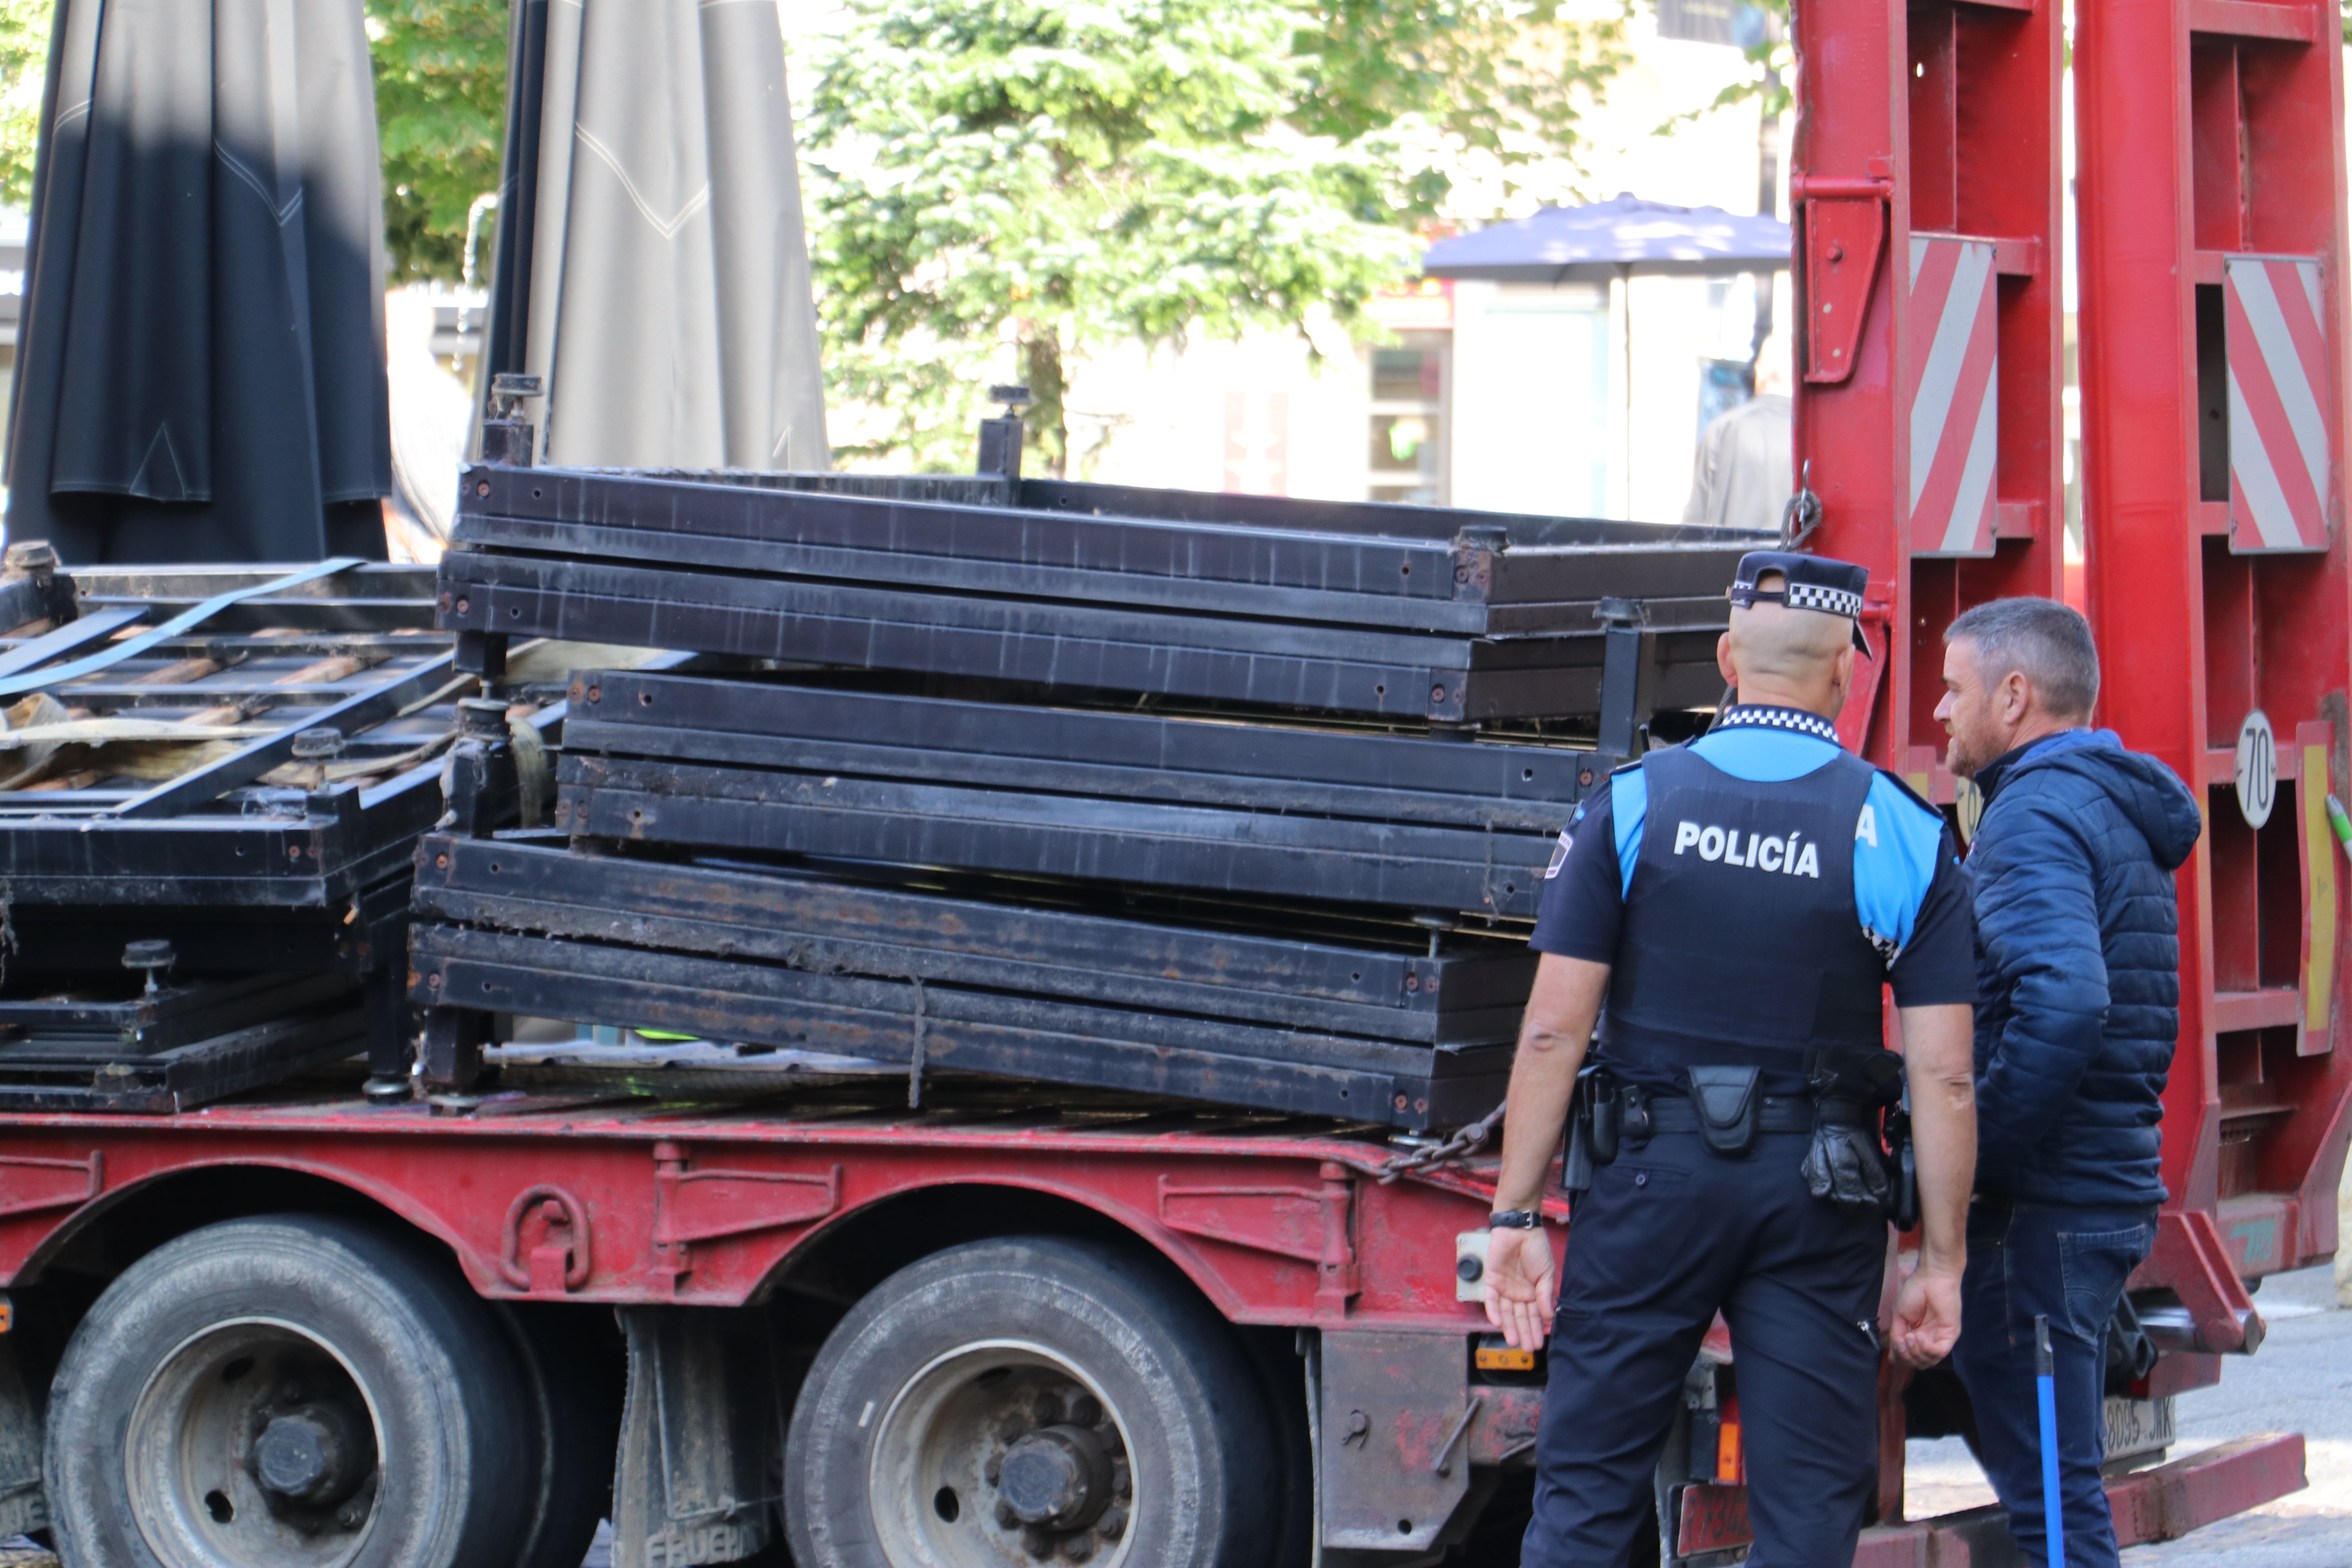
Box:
[1728,550,1871,653]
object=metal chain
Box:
[907,976,927,1110]
[1377,1098,1507,1185]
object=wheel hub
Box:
[124,1319,383,1568]
[869,1342,1136,1568]
[252,1402,367,1506]
[998,1425,1111,1529]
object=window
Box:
[1368,334,1448,505]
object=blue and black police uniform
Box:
[1521,552,1977,1567]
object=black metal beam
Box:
[65,565,437,601]
[569,671,1592,815]
[0,973,359,1056]
[559,761,1555,918]
[1013,475,1772,551]
[414,836,1534,1045]
[0,608,148,679]
[410,924,1506,1129]
[445,563,1467,718]
[452,470,1752,627]
[0,1004,367,1112]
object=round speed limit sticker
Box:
[2235,710,2277,830]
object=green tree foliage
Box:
[1298,0,1627,215]
[367,0,509,283]
[1654,0,1788,132]
[0,0,53,210]
[804,0,1624,474]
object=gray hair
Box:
[1945,597,2100,719]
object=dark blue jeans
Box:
[1951,1201,2157,1568]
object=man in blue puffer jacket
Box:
[1935,597,2202,1568]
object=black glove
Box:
[1802,1122,1893,1214]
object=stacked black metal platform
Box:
[413,459,1767,1128]
[411,835,1532,1126]
[436,465,1755,723]
[0,973,368,1112]
[553,671,1588,920]
[0,553,565,1107]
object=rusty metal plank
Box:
[415,836,1533,1044]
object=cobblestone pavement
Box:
[1906,1263,2352,1567]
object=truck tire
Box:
[493,1305,622,1568]
[785,1236,1277,1568]
[44,1214,530,1568]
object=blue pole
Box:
[2036,1313,2067,1568]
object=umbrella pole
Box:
[1619,263,1634,521]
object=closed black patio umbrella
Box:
[3,0,391,564]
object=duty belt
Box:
[1564,1064,1913,1226]
[1639,1094,1813,1135]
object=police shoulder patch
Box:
[1545,828,1573,878]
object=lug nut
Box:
[1068,1394,1102,1427]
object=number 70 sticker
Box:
[2236,710,2277,831]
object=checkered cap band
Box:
[1716,704,1842,744]
[1783,583,1864,618]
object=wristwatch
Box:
[1487,1209,1542,1230]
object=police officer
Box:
[1484,552,1981,1566]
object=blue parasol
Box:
[1421,193,1790,283]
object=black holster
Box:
[1563,1066,1599,1194]
[1801,1047,1905,1217]
[1883,1107,1919,1230]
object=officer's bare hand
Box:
[1891,1262,1963,1367]
[1483,1226,1558,1352]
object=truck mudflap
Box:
[1669,1434,2307,1565]
[611,1307,781,1568]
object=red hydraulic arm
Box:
[2075,0,2352,1352]
[1790,0,2066,778]
[1786,0,2327,1543]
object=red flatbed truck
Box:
[0,0,2347,1551]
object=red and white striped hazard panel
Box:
[2225,255,2334,554]
[1907,236,1999,557]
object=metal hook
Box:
[1781,459,1824,549]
